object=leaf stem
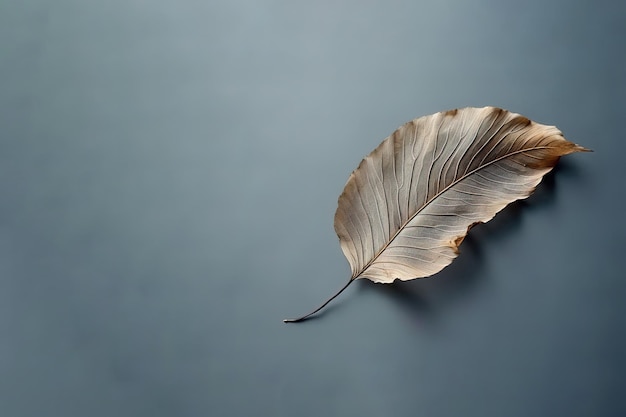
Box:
[283,279,355,323]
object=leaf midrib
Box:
[355,145,557,279]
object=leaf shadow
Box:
[358,160,580,325]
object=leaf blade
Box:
[334,107,587,283]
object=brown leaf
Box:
[284,107,589,323]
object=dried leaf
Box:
[284,107,588,323]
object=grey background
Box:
[1,1,624,416]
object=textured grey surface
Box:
[0,1,624,416]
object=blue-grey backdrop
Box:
[1,1,624,416]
